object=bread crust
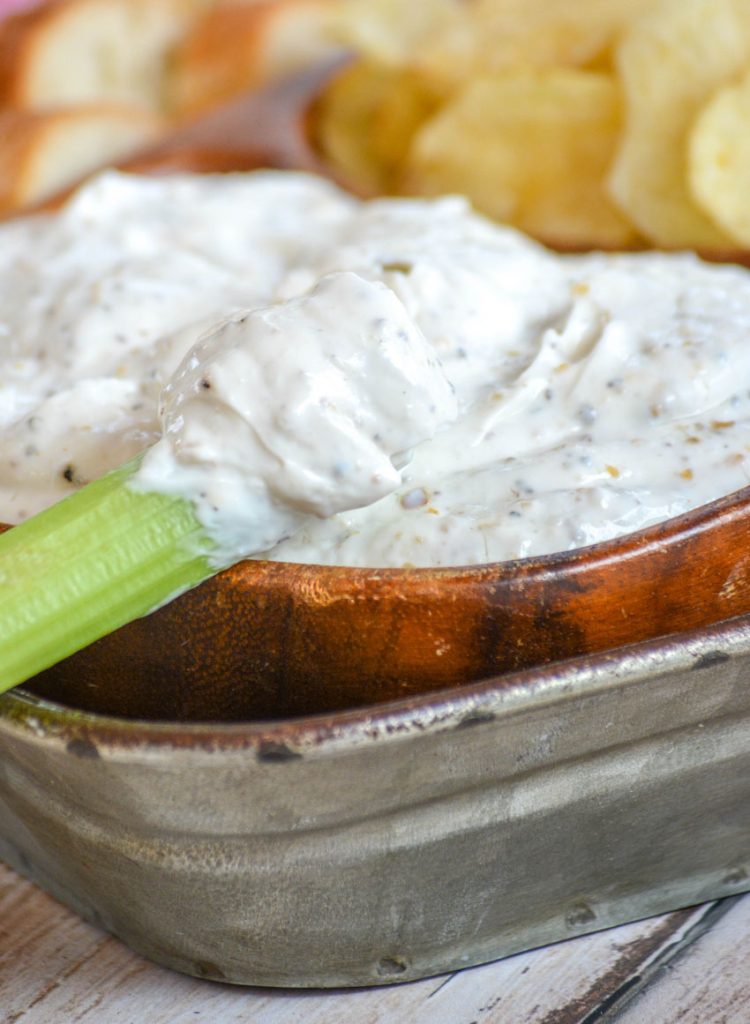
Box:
[0,104,163,211]
[0,0,203,112]
[0,0,338,212]
[0,4,51,108]
[170,0,341,116]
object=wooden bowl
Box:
[19,486,750,720]
[11,65,750,721]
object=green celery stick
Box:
[0,455,220,696]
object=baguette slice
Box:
[170,0,344,116]
[0,0,205,113]
[0,104,163,212]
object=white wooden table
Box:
[2,863,749,1023]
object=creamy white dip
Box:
[3,170,750,567]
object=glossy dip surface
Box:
[4,170,750,568]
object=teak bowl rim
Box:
[3,479,750,744]
[2,603,743,752]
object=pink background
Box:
[0,0,42,14]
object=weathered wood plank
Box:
[0,862,747,1024]
[611,895,750,1024]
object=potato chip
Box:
[608,0,750,247]
[312,60,397,195]
[416,0,659,82]
[329,0,464,68]
[369,69,443,187]
[689,68,750,246]
[402,69,635,248]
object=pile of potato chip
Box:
[315,0,750,249]
[4,0,750,250]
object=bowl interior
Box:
[11,481,750,722]
[8,68,750,723]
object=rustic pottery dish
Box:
[2,68,750,986]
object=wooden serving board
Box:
[2,863,749,1023]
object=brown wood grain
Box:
[22,480,750,721]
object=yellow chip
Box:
[329,0,464,67]
[689,68,750,246]
[402,68,635,248]
[369,70,443,187]
[408,0,659,96]
[312,60,397,194]
[609,0,750,247]
[468,0,658,70]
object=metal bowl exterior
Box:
[2,614,750,987]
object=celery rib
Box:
[0,457,218,695]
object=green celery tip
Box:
[0,455,218,696]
